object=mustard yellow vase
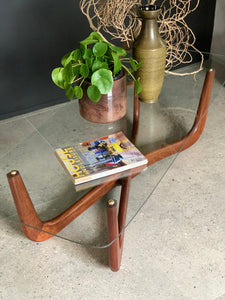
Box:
[133,5,166,103]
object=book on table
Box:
[55,131,147,187]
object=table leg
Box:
[131,93,140,144]
[107,176,131,271]
[7,170,120,242]
[145,69,215,165]
[107,199,120,272]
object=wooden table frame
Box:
[7,69,215,272]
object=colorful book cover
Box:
[55,131,147,186]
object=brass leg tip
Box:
[107,199,116,207]
[10,170,18,176]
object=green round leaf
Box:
[92,60,108,72]
[111,52,122,75]
[89,32,103,42]
[74,86,83,99]
[135,77,142,96]
[129,57,138,71]
[91,69,113,94]
[93,42,108,57]
[72,49,82,61]
[62,62,74,83]
[85,57,94,69]
[108,45,127,57]
[51,67,65,89]
[66,86,74,100]
[80,32,104,47]
[83,48,92,59]
[61,52,72,66]
[87,85,101,102]
[80,64,89,79]
[72,65,80,77]
[80,44,86,57]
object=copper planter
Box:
[79,72,127,123]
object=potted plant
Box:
[51,32,142,123]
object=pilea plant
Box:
[51,32,142,102]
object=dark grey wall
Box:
[0,0,216,120]
[185,0,216,57]
[0,0,90,119]
[211,0,225,54]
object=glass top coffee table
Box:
[0,53,222,271]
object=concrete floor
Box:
[0,65,225,299]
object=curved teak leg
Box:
[107,199,120,272]
[7,171,48,241]
[131,94,140,144]
[7,170,120,242]
[107,176,131,272]
[145,69,215,165]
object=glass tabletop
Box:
[0,52,224,248]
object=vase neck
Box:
[139,7,161,20]
[140,18,161,41]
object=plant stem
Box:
[122,64,136,81]
[79,78,85,87]
[121,58,139,64]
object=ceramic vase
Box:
[79,71,127,123]
[133,5,166,103]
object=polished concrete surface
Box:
[0,69,225,299]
